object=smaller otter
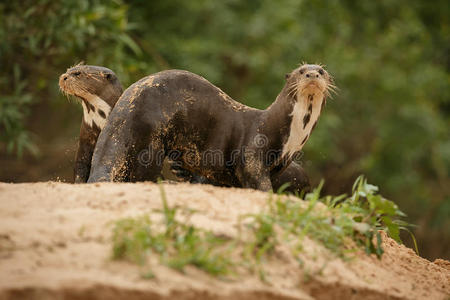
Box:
[59,64,123,183]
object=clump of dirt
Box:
[0,182,448,300]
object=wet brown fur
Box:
[88,64,333,192]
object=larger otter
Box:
[60,64,311,193]
[88,64,333,191]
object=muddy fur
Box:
[88,64,333,192]
[59,64,313,193]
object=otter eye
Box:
[299,69,305,74]
[105,73,112,80]
[318,69,324,75]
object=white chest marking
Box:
[81,94,111,129]
[282,95,323,159]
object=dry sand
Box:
[0,182,448,300]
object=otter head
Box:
[285,64,335,102]
[280,64,336,160]
[59,64,123,129]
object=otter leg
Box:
[88,113,140,182]
[168,158,193,181]
[74,122,100,183]
[241,168,272,191]
[237,155,272,191]
[167,158,212,184]
[88,110,166,183]
[271,161,310,194]
[129,138,165,182]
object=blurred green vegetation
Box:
[0,0,448,260]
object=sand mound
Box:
[0,182,448,300]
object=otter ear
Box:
[285,73,291,80]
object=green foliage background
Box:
[0,0,448,260]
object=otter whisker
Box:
[326,85,337,92]
[327,82,338,89]
[287,82,301,96]
[287,85,299,98]
[288,85,303,97]
[61,90,71,101]
[325,84,338,99]
[326,84,339,94]
[288,89,298,98]
[287,83,299,93]
[286,84,296,93]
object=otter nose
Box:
[305,71,319,79]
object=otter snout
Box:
[305,71,320,79]
[59,70,81,93]
[286,64,335,99]
[59,73,67,89]
[59,73,68,83]
[58,71,77,95]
